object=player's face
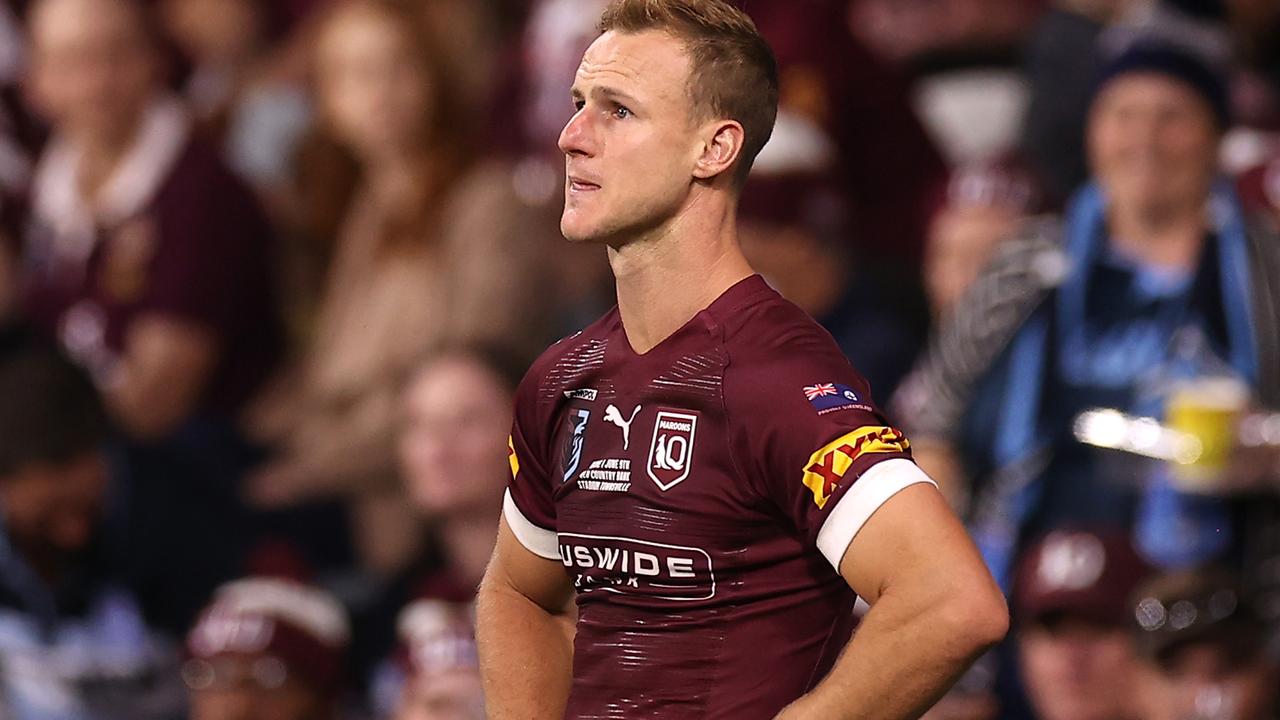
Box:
[398,357,512,516]
[1088,73,1218,223]
[1018,618,1138,720]
[558,30,703,245]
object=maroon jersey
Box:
[506,275,935,718]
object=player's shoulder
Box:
[712,278,875,413]
[713,278,850,372]
[515,307,621,408]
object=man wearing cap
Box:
[892,34,1280,585]
[184,577,350,720]
[1131,567,1279,720]
[1014,529,1153,720]
[388,599,484,720]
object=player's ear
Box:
[692,120,744,182]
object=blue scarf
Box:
[975,180,1257,589]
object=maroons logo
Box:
[646,410,698,491]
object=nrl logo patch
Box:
[562,408,590,483]
[646,410,698,491]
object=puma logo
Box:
[604,404,642,450]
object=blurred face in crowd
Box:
[1088,73,1219,224]
[399,356,512,517]
[315,2,435,164]
[559,29,711,244]
[1019,616,1139,720]
[1135,644,1278,720]
[395,670,485,720]
[0,452,107,562]
[160,0,263,66]
[27,0,158,148]
[187,656,332,720]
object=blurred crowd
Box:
[0,0,1277,718]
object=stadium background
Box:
[0,0,1278,718]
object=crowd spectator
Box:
[0,331,185,720]
[1013,528,1152,720]
[19,0,282,440]
[396,348,523,592]
[184,575,351,720]
[244,0,553,574]
[1131,567,1279,720]
[893,37,1280,582]
[16,0,288,632]
[378,599,483,720]
[350,347,524,700]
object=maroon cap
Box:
[396,599,478,679]
[1014,529,1154,626]
[186,577,350,692]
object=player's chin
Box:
[560,213,605,244]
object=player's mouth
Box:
[568,175,601,193]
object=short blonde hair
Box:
[599,0,778,187]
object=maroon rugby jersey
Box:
[506,274,934,719]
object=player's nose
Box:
[559,109,595,157]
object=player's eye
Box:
[573,99,585,111]
[613,106,632,119]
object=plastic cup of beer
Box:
[1165,376,1251,492]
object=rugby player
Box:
[475,1,1008,717]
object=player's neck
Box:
[609,200,753,355]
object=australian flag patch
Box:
[802,383,867,414]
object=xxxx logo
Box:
[801,426,910,509]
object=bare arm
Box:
[476,516,576,719]
[109,315,218,439]
[776,483,1008,719]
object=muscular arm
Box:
[477,516,576,719]
[777,483,1008,719]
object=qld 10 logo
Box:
[646,410,697,491]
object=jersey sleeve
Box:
[504,369,560,560]
[727,332,936,572]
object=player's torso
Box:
[547,341,753,606]
[539,329,854,718]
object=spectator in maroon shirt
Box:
[19,0,281,440]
